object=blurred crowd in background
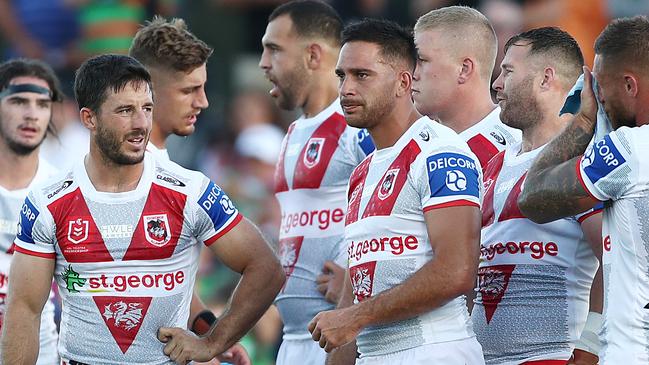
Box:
[2,0,647,363]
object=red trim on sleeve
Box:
[13,244,56,259]
[423,199,480,212]
[204,213,243,246]
[6,243,15,254]
[577,207,604,223]
[575,159,603,201]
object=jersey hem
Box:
[204,213,243,246]
[13,244,55,259]
[423,199,480,212]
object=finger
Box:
[323,260,341,273]
[163,339,177,356]
[324,339,338,353]
[307,316,318,334]
[319,334,327,349]
[316,273,330,285]
[158,327,173,342]
[317,282,328,295]
[170,344,185,364]
[310,323,322,341]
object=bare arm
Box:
[325,268,357,365]
[1,252,54,365]
[159,217,284,363]
[519,67,600,223]
[309,205,481,352]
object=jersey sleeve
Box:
[415,149,482,212]
[13,192,56,259]
[346,128,375,164]
[576,127,643,201]
[191,178,243,246]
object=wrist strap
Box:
[191,309,218,336]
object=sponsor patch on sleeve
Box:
[426,152,480,198]
[357,129,375,156]
[17,197,39,244]
[582,135,627,184]
[198,181,237,229]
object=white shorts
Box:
[276,337,327,365]
[357,337,485,365]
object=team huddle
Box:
[0,1,647,365]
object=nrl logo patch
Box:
[68,218,89,244]
[143,214,170,247]
[304,138,325,168]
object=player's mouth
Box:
[496,94,506,105]
[341,99,363,114]
[125,134,146,148]
[186,112,200,126]
[18,125,39,137]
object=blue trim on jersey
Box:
[357,129,375,156]
[17,197,39,244]
[583,135,627,184]
[426,152,480,198]
[198,181,237,231]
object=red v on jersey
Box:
[346,156,373,225]
[93,296,152,354]
[274,123,296,193]
[292,113,347,190]
[497,173,527,222]
[123,184,187,261]
[48,188,113,263]
[482,151,505,227]
[362,140,421,218]
[467,133,500,172]
[478,264,515,324]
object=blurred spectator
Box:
[607,0,649,18]
[67,0,178,56]
[519,0,609,66]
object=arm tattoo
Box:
[519,119,597,222]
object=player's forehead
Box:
[337,41,383,71]
[2,76,52,101]
[102,81,153,107]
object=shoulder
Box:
[152,157,209,195]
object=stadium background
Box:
[1,0,646,363]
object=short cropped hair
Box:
[0,58,63,102]
[595,15,649,74]
[74,54,152,112]
[129,16,213,73]
[269,0,342,46]
[505,27,584,87]
[414,6,497,80]
[341,18,417,71]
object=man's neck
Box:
[369,105,422,150]
[520,115,566,154]
[302,72,339,118]
[437,88,496,134]
[148,124,167,150]
[84,146,144,193]
[0,145,39,190]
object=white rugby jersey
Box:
[577,125,649,364]
[459,107,521,171]
[274,99,374,338]
[474,142,599,365]
[13,154,241,365]
[0,158,59,365]
[345,116,482,357]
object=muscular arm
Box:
[202,217,285,355]
[352,205,480,325]
[519,67,600,223]
[309,205,480,352]
[1,252,54,365]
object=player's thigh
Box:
[357,337,485,365]
[277,338,327,365]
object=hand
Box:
[316,261,345,304]
[308,307,363,352]
[158,327,216,364]
[216,343,251,365]
[568,348,599,365]
[576,66,598,130]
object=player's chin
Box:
[174,125,196,137]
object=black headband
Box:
[0,83,52,99]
